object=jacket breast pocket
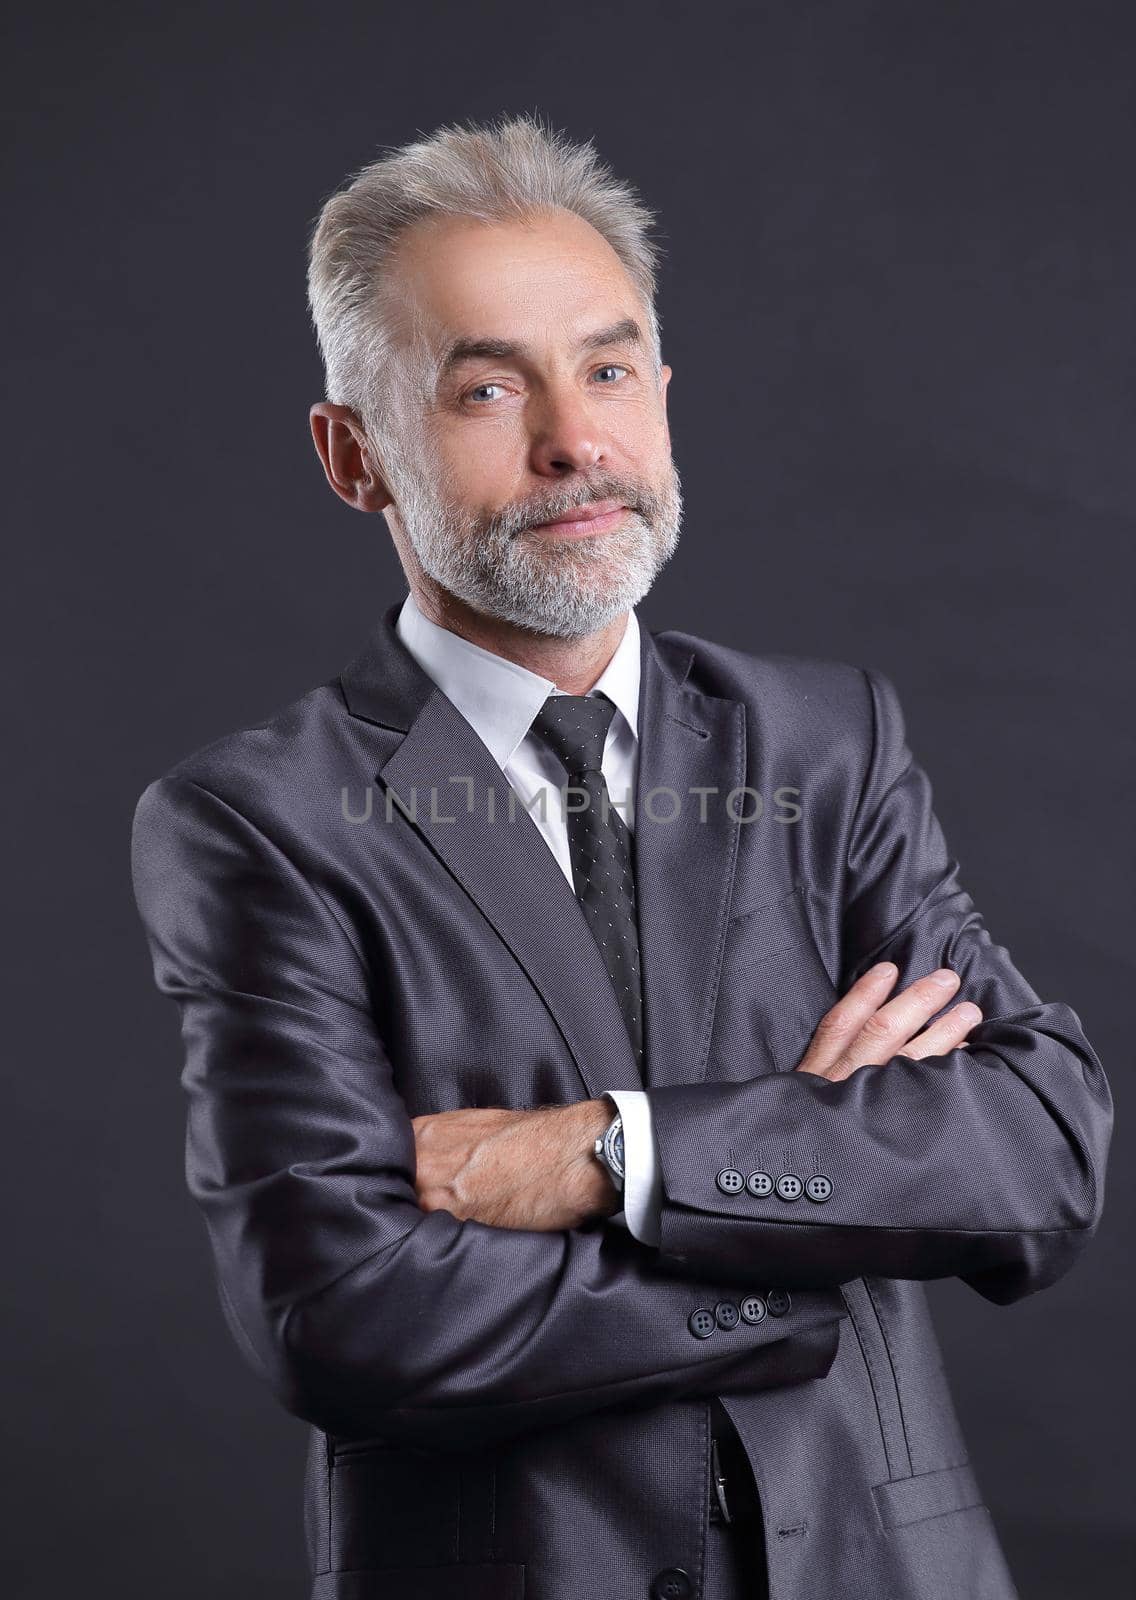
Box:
[714,883,839,1075]
[727,880,819,955]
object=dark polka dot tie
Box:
[529,692,644,1073]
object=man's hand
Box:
[411,1099,621,1231]
[795,963,982,1082]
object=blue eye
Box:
[464,366,628,404]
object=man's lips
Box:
[528,499,630,537]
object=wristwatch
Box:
[594,1108,625,1192]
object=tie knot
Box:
[530,692,617,776]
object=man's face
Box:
[374,208,682,639]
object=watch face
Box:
[599,1114,625,1184]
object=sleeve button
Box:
[716,1167,744,1195]
[746,1170,773,1196]
[715,1300,740,1329]
[688,1307,717,1339]
[805,1174,833,1202]
[740,1294,767,1323]
[775,1174,803,1201]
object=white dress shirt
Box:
[395,589,662,1244]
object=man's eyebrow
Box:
[437,317,644,379]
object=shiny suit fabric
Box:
[130,601,1112,1600]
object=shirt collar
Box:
[394,589,641,770]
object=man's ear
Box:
[309,402,392,512]
[659,363,673,446]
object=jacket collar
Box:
[340,598,694,730]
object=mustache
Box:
[484,477,651,539]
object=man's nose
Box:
[527,391,607,476]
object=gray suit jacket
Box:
[130,600,1112,1600]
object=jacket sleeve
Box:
[130,773,847,1450]
[644,667,1113,1306]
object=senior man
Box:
[131,115,1111,1600]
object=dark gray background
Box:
[4,2,1133,1596]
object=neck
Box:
[409,576,629,696]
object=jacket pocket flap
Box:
[872,1462,984,1530]
[312,1564,524,1599]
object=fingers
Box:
[795,962,901,1078]
[896,1000,982,1061]
[796,964,981,1082]
[842,967,962,1073]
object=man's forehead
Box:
[388,212,643,358]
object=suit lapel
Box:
[339,602,747,1100]
[632,629,747,1089]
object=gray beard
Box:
[389,459,684,639]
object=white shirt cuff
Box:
[602,1089,662,1246]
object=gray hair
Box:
[305,113,664,469]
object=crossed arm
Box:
[410,959,995,1233]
